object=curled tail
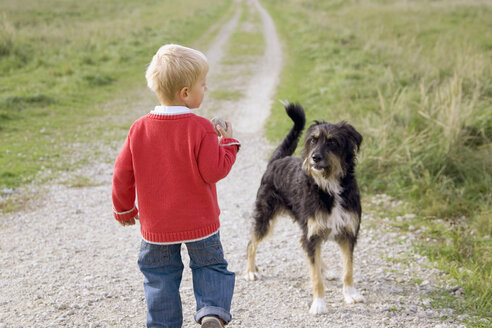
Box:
[269,103,306,164]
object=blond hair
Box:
[145,44,208,102]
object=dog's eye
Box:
[310,137,318,144]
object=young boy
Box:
[112,44,240,328]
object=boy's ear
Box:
[178,86,189,100]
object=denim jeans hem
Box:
[194,306,232,325]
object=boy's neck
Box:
[160,101,187,107]
[158,94,187,108]
[160,104,189,108]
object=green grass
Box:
[210,90,243,101]
[262,0,491,324]
[0,0,232,191]
[224,0,265,64]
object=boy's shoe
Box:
[201,316,224,328]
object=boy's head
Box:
[145,44,209,105]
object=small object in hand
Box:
[211,117,227,136]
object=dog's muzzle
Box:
[310,153,326,171]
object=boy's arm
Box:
[112,135,139,222]
[197,132,240,184]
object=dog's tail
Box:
[269,103,305,164]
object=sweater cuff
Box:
[220,138,241,150]
[113,206,138,221]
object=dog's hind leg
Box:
[303,237,328,315]
[338,239,365,304]
[244,196,281,281]
[245,236,261,281]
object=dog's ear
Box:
[340,122,362,153]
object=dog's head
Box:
[302,121,362,186]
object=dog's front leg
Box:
[339,239,365,304]
[307,242,328,314]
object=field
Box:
[0,0,231,190]
[262,0,491,322]
[0,0,490,325]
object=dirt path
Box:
[0,0,468,327]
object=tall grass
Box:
[262,0,491,323]
[0,13,15,57]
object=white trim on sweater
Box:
[113,205,137,215]
[142,229,219,245]
[221,142,241,147]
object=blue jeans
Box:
[137,232,235,328]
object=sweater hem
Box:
[140,222,220,244]
[142,229,219,245]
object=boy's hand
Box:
[118,214,138,226]
[216,121,233,139]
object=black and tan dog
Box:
[244,103,365,314]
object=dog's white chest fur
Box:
[307,176,358,240]
[307,200,358,240]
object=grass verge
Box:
[0,0,231,193]
[262,0,491,325]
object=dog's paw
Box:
[343,286,366,304]
[309,298,328,315]
[323,269,338,281]
[243,271,261,281]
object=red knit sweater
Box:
[112,112,240,244]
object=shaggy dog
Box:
[244,103,365,314]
